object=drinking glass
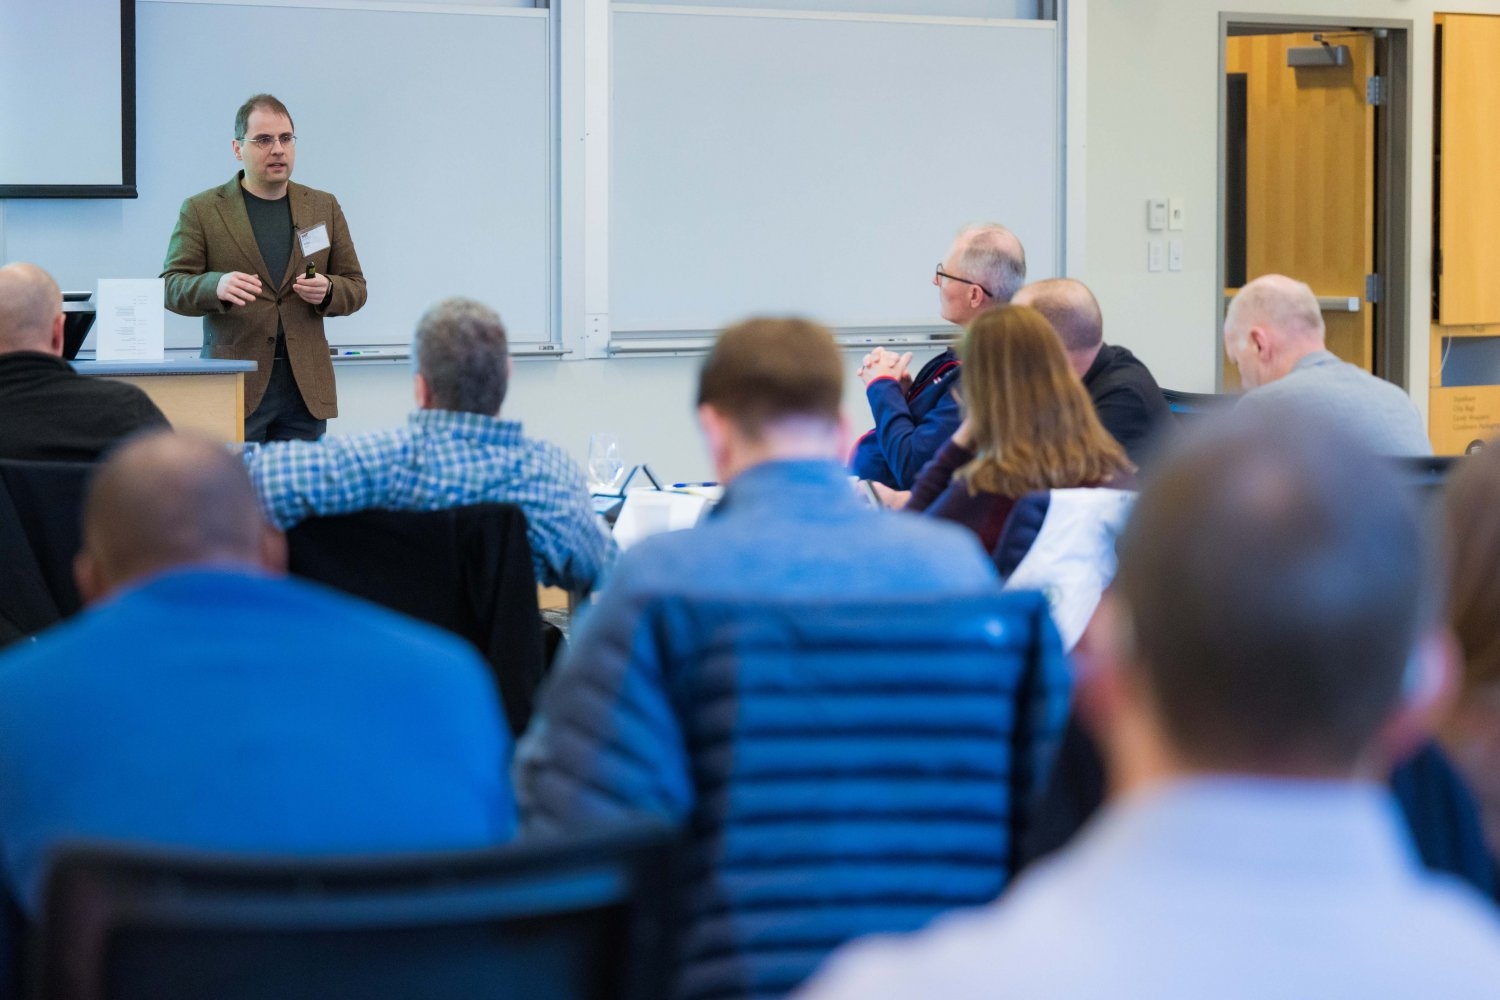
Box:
[587,432,627,495]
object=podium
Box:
[72,358,255,443]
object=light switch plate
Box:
[1168,239,1183,271]
[1148,199,1168,231]
[1148,239,1165,273]
[1168,196,1185,231]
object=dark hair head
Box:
[957,304,1131,497]
[697,317,843,439]
[412,298,510,414]
[234,94,294,139]
[1112,410,1433,771]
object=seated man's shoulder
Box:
[514,433,587,476]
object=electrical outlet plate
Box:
[1148,239,1165,273]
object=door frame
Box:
[1217,14,1412,390]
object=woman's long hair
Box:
[956,304,1134,497]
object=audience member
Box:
[246,297,613,592]
[516,318,1014,997]
[801,413,1500,999]
[850,223,1025,488]
[906,304,1135,552]
[1225,274,1431,455]
[1443,440,1500,875]
[1013,277,1171,465]
[0,431,513,928]
[0,262,167,462]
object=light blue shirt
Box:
[245,409,615,591]
[1237,350,1432,456]
[800,778,1500,999]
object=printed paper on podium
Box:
[96,278,166,361]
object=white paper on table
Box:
[95,278,166,361]
[612,489,711,550]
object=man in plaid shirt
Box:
[246,298,614,593]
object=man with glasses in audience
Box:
[163,94,367,442]
[850,223,1025,488]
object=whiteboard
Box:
[2,1,552,349]
[611,8,1059,333]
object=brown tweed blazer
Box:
[161,172,367,419]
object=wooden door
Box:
[1224,33,1376,389]
[1436,14,1500,325]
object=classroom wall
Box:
[331,347,949,484]
[1080,0,1500,424]
[10,0,1488,466]
[335,0,1496,468]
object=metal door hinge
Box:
[1366,273,1383,304]
[1367,75,1385,106]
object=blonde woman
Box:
[906,304,1135,551]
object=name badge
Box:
[297,222,331,256]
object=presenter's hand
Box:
[292,273,331,305]
[858,347,913,387]
[216,271,262,307]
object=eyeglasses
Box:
[239,133,297,150]
[935,263,992,300]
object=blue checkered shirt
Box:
[245,410,614,592]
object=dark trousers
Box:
[244,356,326,443]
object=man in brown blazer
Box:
[162,94,367,442]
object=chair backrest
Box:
[285,504,545,736]
[32,825,676,1000]
[0,460,94,648]
[644,590,1070,999]
[1390,453,1460,507]
[1161,387,1230,422]
[991,488,1137,651]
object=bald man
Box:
[0,262,167,461]
[1013,277,1171,465]
[0,431,514,926]
[1224,274,1431,456]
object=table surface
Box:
[72,358,257,377]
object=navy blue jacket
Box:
[522,592,1068,1000]
[517,463,1067,998]
[849,349,962,489]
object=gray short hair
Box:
[411,298,509,414]
[958,224,1027,303]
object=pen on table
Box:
[672,482,719,489]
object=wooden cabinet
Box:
[1431,14,1500,452]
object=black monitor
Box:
[60,294,95,360]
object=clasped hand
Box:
[857,346,914,388]
[216,271,330,307]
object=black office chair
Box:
[285,504,548,737]
[1160,387,1230,421]
[30,824,676,1000]
[0,460,94,649]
